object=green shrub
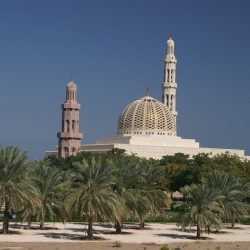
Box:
[241,216,250,225]
[160,244,169,250]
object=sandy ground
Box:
[0,242,250,250]
[0,222,250,249]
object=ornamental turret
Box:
[57,80,83,158]
[162,38,178,127]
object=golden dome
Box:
[117,95,176,136]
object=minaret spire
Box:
[146,82,150,96]
[57,80,83,158]
[162,38,178,130]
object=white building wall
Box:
[111,143,246,160]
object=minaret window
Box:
[170,95,173,110]
[72,120,76,132]
[167,69,169,82]
[166,94,169,107]
[64,147,69,157]
[66,120,70,132]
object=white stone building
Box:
[46,39,250,160]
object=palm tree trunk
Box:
[139,215,145,229]
[27,216,32,229]
[170,192,173,199]
[115,220,122,234]
[3,200,10,234]
[197,224,201,239]
[87,216,93,239]
[40,208,45,229]
[231,215,235,229]
[207,225,210,235]
[40,220,44,229]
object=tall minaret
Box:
[57,80,83,158]
[162,38,178,125]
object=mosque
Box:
[47,39,250,160]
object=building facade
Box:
[46,39,250,160]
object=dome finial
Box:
[146,85,150,96]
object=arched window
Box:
[166,94,169,107]
[66,120,70,132]
[64,147,69,157]
[72,120,76,132]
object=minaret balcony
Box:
[165,55,177,63]
[164,82,177,88]
[57,132,83,140]
[62,103,81,109]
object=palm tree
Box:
[136,159,170,229]
[204,171,250,228]
[111,156,170,231]
[13,161,39,229]
[30,160,63,229]
[67,155,123,239]
[178,183,223,238]
[111,154,150,232]
[0,146,36,234]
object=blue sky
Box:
[0,0,250,159]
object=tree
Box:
[110,154,140,233]
[0,146,36,234]
[210,153,246,178]
[30,160,63,229]
[204,171,250,228]
[160,153,193,193]
[160,153,190,165]
[111,155,170,230]
[136,159,170,229]
[67,155,123,239]
[178,183,223,238]
[170,166,201,192]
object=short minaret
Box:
[162,38,178,125]
[57,80,83,158]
